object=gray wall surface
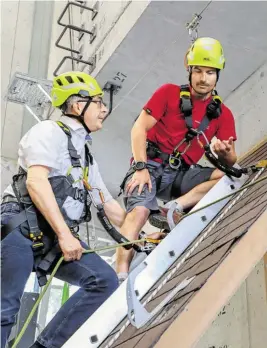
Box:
[196,260,267,348]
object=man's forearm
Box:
[218,150,237,166]
[26,177,72,239]
[131,125,147,162]
[104,199,126,228]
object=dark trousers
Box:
[1,203,118,348]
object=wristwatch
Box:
[133,161,147,171]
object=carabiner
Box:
[169,155,181,170]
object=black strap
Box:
[56,121,82,168]
[57,120,92,222]
[35,255,49,287]
[85,141,94,165]
[37,243,61,273]
[97,205,142,252]
[83,142,93,222]
[180,84,193,120]
[203,145,244,178]
[180,84,221,143]
[11,174,43,242]
[24,204,41,236]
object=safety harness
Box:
[146,84,222,168]
[1,121,92,285]
[145,84,259,178]
[120,84,223,193]
[120,84,262,196]
[1,121,146,285]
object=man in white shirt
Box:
[1,72,125,348]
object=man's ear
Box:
[72,102,80,115]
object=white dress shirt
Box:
[4,116,112,220]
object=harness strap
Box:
[180,84,222,143]
[56,121,82,168]
[37,243,61,273]
[57,120,92,222]
[65,185,87,202]
[180,84,193,120]
[11,172,44,245]
[35,255,49,287]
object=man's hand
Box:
[27,165,86,258]
[58,233,84,262]
[212,137,237,166]
[213,137,234,157]
[125,169,152,196]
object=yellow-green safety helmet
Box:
[185,37,225,70]
[51,71,104,108]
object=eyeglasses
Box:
[91,99,107,107]
[77,98,106,107]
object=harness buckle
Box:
[74,188,86,202]
[32,241,44,252]
[169,155,181,170]
[185,128,199,142]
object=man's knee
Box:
[210,169,224,181]
[128,206,150,222]
[98,266,118,294]
[83,263,118,294]
[1,310,17,326]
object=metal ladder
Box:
[63,172,248,348]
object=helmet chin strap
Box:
[63,98,92,134]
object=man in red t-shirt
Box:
[116,37,237,282]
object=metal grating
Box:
[6,73,53,120]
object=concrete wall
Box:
[47,1,150,78]
[199,60,267,169]
[1,0,54,193]
[196,259,267,348]
[225,61,267,158]
[74,0,150,77]
[1,0,35,191]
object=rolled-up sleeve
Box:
[89,160,113,205]
[18,121,65,170]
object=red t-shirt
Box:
[143,84,237,165]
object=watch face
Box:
[135,162,146,170]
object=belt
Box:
[1,195,19,204]
[152,153,190,170]
[146,141,190,170]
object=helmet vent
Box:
[65,75,74,83]
[77,76,85,83]
[56,79,63,86]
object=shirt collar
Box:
[59,115,90,141]
[60,115,85,132]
